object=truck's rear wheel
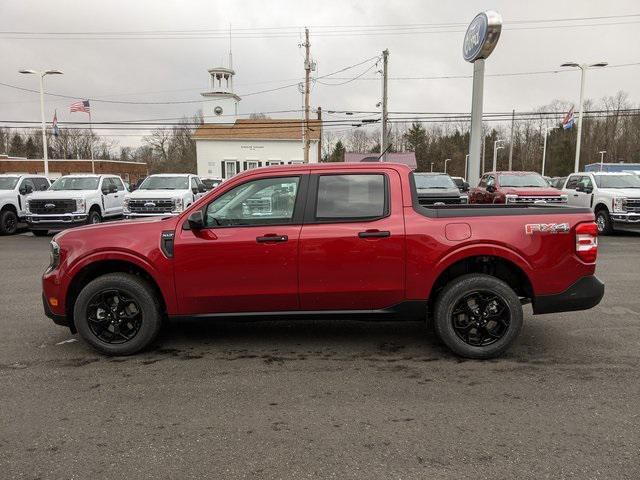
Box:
[595,209,613,235]
[73,273,162,355]
[87,209,101,225]
[433,274,523,359]
[0,210,18,235]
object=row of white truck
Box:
[0,173,216,235]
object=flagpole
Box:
[89,109,95,174]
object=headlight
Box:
[25,200,31,214]
[123,198,130,213]
[172,197,184,213]
[613,197,627,213]
[48,241,60,271]
[505,194,518,204]
[75,198,86,213]
[460,195,468,204]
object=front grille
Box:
[28,199,76,215]
[507,196,567,204]
[418,196,465,206]
[626,198,640,213]
[128,199,175,214]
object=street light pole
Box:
[430,162,434,172]
[561,61,607,173]
[492,139,503,172]
[541,128,549,176]
[444,158,451,173]
[19,69,63,177]
[464,154,470,179]
[598,150,606,171]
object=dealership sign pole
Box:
[463,11,502,187]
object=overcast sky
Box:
[1,0,639,149]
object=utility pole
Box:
[541,128,549,176]
[508,109,515,170]
[317,107,322,162]
[381,49,389,162]
[303,27,311,163]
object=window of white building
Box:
[224,160,237,179]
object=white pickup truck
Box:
[123,173,206,218]
[26,174,127,236]
[0,174,51,235]
[562,171,640,234]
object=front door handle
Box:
[358,230,391,239]
[256,234,288,243]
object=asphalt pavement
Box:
[1,231,639,479]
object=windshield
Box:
[414,174,457,189]
[202,179,221,188]
[0,177,20,190]
[50,177,99,191]
[138,176,189,190]
[594,174,640,189]
[499,173,549,188]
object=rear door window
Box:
[315,174,387,221]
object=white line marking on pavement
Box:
[56,338,78,345]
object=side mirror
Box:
[198,185,206,193]
[584,187,593,194]
[463,182,470,192]
[109,184,118,194]
[575,185,584,193]
[191,187,199,195]
[187,210,204,230]
[486,185,496,193]
[19,184,33,195]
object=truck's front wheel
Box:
[433,274,523,359]
[0,209,18,235]
[595,209,613,235]
[73,273,162,355]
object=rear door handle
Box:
[358,230,391,239]
[256,234,288,243]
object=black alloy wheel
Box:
[451,291,510,347]
[86,289,143,344]
[0,210,18,235]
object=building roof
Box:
[193,119,321,141]
[344,152,417,169]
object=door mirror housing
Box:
[191,186,199,195]
[198,184,206,193]
[462,182,470,192]
[486,185,496,193]
[187,210,204,230]
[110,184,118,194]
[19,184,33,195]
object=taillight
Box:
[575,222,598,263]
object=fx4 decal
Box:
[525,223,570,235]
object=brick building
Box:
[0,155,148,184]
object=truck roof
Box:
[487,171,542,176]
[147,173,194,177]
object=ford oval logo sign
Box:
[144,202,156,207]
[44,203,55,209]
[463,11,502,63]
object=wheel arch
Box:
[65,257,168,329]
[593,202,609,213]
[1,202,18,214]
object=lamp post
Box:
[560,61,607,173]
[19,69,63,177]
[430,162,434,172]
[541,128,550,176]
[444,158,451,173]
[492,139,504,172]
[598,150,606,171]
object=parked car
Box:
[42,163,603,359]
[123,173,206,218]
[469,171,568,205]
[450,176,470,193]
[414,173,468,205]
[562,171,640,234]
[0,174,50,235]
[548,177,567,190]
[26,174,126,236]
[201,177,223,191]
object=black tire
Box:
[31,230,49,237]
[73,273,162,355]
[595,208,613,235]
[87,209,102,225]
[433,274,523,359]
[0,209,18,235]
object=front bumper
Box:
[532,275,604,315]
[611,212,640,230]
[42,292,74,331]
[27,214,87,230]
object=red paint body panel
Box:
[42,163,598,323]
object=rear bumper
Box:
[532,275,604,315]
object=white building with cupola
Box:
[195,58,320,180]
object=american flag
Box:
[561,106,575,130]
[70,100,91,114]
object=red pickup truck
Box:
[469,171,568,205]
[42,163,603,359]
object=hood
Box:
[54,215,172,241]
[27,189,97,200]
[0,190,16,200]
[598,188,640,198]
[416,187,461,198]
[126,189,188,200]
[501,187,563,196]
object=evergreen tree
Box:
[329,140,345,162]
